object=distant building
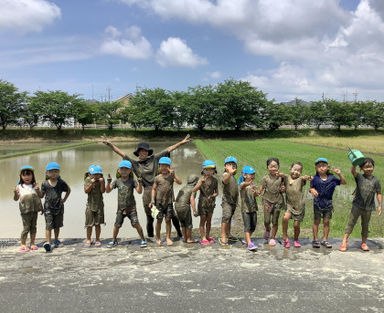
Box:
[114,93,133,105]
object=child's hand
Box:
[169,169,175,176]
[280,184,286,193]
[99,177,105,183]
[310,188,318,197]
[278,172,285,178]
[91,177,98,184]
[332,168,341,175]
[14,188,19,196]
[225,164,236,175]
[137,177,142,184]
[303,175,313,181]
[149,201,154,209]
[193,208,198,217]
[34,183,40,192]
[107,174,112,183]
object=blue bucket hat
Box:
[315,157,328,165]
[46,162,60,171]
[159,157,171,165]
[119,160,132,169]
[224,156,237,165]
[88,164,103,174]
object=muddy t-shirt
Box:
[84,177,104,212]
[123,150,169,187]
[41,178,69,214]
[222,173,239,205]
[197,176,218,209]
[16,184,41,214]
[240,183,258,213]
[310,174,340,210]
[175,185,195,210]
[154,174,174,206]
[352,173,381,211]
[112,177,138,210]
[284,175,306,214]
[261,174,284,204]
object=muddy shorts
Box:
[20,212,38,239]
[345,206,372,238]
[45,211,64,230]
[242,212,257,233]
[263,200,283,226]
[314,206,333,221]
[142,186,152,216]
[286,205,305,222]
[115,207,139,227]
[221,202,237,223]
[85,207,105,227]
[198,204,215,216]
[156,203,174,220]
[175,206,193,229]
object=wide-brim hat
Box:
[134,142,153,157]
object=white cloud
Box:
[0,0,61,33]
[156,37,208,67]
[100,26,152,59]
[209,71,222,79]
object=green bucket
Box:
[348,148,365,166]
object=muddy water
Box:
[0,141,226,239]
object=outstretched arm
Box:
[166,134,191,153]
[102,140,126,158]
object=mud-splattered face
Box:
[316,162,328,175]
[361,162,374,177]
[290,164,302,179]
[138,149,149,161]
[203,168,215,177]
[119,167,131,178]
[47,169,59,180]
[267,161,279,176]
[159,164,170,174]
[244,173,255,182]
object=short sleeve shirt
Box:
[175,185,195,210]
[41,179,69,213]
[240,183,258,213]
[111,177,138,210]
[84,176,104,212]
[352,173,381,211]
[124,150,169,187]
[154,174,175,206]
[261,174,284,204]
[310,174,340,210]
[16,184,41,214]
[197,176,218,209]
[222,173,239,205]
[284,175,306,212]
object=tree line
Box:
[0,78,383,131]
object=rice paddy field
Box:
[194,138,384,238]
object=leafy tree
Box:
[284,98,310,130]
[31,90,80,130]
[22,97,41,129]
[129,88,174,131]
[74,100,100,130]
[171,91,188,130]
[185,85,216,131]
[325,99,354,131]
[0,79,26,130]
[99,101,124,130]
[364,101,384,130]
[261,101,287,131]
[309,100,329,130]
[214,79,267,130]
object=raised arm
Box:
[103,140,126,158]
[166,134,191,153]
[351,165,358,178]
[333,168,346,185]
[135,178,143,194]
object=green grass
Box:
[0,141,96,160]
[195,139,384,238]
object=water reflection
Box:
[0,142,224,238]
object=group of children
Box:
[14,153,382,253]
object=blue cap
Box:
[224,156,237,165]
[119,160,132,169]
[46,162,60,171]
[202,160,216,169]
[315,158,328,164]
[242,166,256,175]
[20,165,34,172]
[159,157,171,165]
[88,164,103,174]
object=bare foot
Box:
[156,239,163,246]
[166,239,173,246]
[186,239,198,243]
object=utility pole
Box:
[352,90,358,103]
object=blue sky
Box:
[1,0,383,102]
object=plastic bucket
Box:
[348,148,365,166]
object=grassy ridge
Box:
[195,139,384,238]
[0,141,96,160]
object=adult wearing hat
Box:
[103,135,191,240]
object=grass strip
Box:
[0,141,96,160]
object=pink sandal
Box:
[18,246,30,253]
[30,245,38,251]
[283,239,290,248]
[294,241,301,248]
[200,239,210,246]
[207,237,215,244]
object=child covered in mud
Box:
[238,166,260,251]
[309,158,346,248]
[13,165,43,252]
[40,162,71,252]
[174,174,199,243]
[150,157,182,246]
[281,162,312,248]
[220,156,239,246]
[84,164,105,247]
[106,160,147,248]
[339,158,382,252]
[191,160,219,246]
[259,158,285,246]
